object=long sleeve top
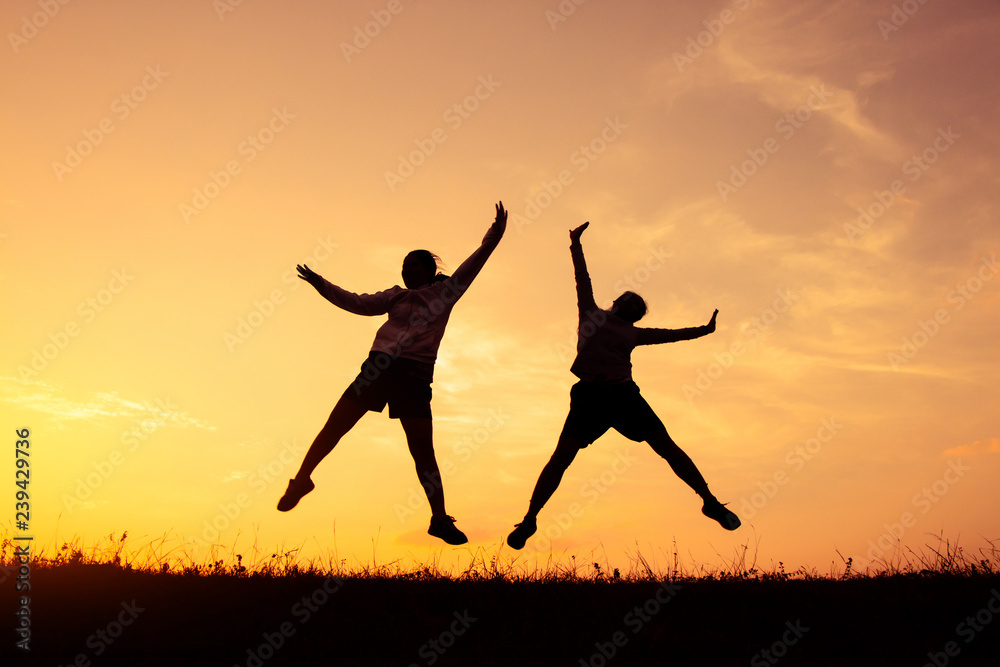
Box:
[312,221,504,365]
[568,240,711,379]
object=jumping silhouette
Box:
[507,221,739,550]
[279,202,508,545]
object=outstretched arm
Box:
[448,201,508,293]
[636,309,718,345]
[296,264,393,316]
[569,222,597,314]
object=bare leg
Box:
[294,394,368,481]
[524,429,584,520]
[399,417,447,518]
[646,429,713,500]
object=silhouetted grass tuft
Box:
[3,528,997,584]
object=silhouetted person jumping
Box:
[507,221,739,550]
[279,202,508,546]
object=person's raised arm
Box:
[636,309,718,345]
[448,201,508,293]
[296,264,393,316]
[569,221,597,314]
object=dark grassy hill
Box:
[5,562,1000,666]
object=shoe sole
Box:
[277,480,314,512]
[506,525,536,550]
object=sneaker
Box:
[702,499,741,530]
[506,518,537,550]
[277,477,314,512]
[428,515,468,545]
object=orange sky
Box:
[3,0,999,574]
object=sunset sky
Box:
[3,0,999,574]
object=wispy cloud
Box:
[0,376,212,430]
[943,437,1000,458]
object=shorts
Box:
[561,380,666,447]
[343,352,434,420]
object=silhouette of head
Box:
[612,291,647,323]
[402,250,443,289]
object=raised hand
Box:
[297,264,324,288]
[491,201,508,236]
[569,221,590,243]
[706,309,719,333]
